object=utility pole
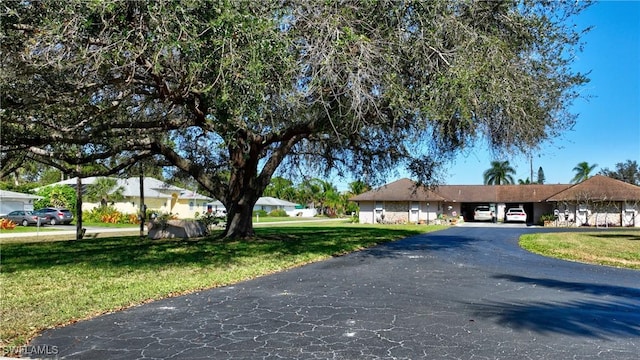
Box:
[530,154,534,184]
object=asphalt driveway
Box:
[26,226,639,359]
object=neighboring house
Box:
[208,197,314,217]
[350,176,640,227]
[254,196,299,214]
[0,190,43,216]
[41,177,212,219]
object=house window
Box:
[189,201,194,210]
[375,202,384,214]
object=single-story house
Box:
[546,175,640,227]
[41,177,212,219]
[350,175,640,227]
[207,197,315,217]
[0,190,43,216]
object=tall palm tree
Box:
[571,162,597,183]
[483,161,516,185]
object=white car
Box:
[473,206,494,221]
[505,208,527,223]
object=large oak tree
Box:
[1,0,590,238]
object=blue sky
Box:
[443,0,640,185]
[324,1,640,191]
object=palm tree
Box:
[347,180,370,196]
[571,162,597,183]
[483,161,516,185]
[85,177,125,206]
[518,177,531,185]
[297,178,323,210]
[264,176,297,201]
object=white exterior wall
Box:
[359,201,411,224]
[81,197,210,219]
[286,208,317,217]
[358,202,375,224]
[0,200,27,215]
[0,192,40,215]
[254,204,297,213]
[621,202,638,227]
[358,201,458,224]
[417,202,438,223]
[552,202,640,228]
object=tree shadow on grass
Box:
[0,236,242,273]
[590,233,640,241]
[0,226,430,273]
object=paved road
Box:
[26,226,639,359]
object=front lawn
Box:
[0,223,443,355]
[0,225,58,234]
[520,229,640,270]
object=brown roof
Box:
[349,178,447,202]
[495,184,572,203]
[434,185,499,203]
[350,176,640,203]
[547,175,640,202]
[431,184,570,203]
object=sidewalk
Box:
[0,218,342,240]
[0,226,140,239]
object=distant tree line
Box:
[483,159,639,185]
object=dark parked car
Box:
[33,207,74,225]
[3,210,47,226]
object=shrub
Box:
[539,213,555,222]
[0,218,17,230]
[268,208,288,217]
[129,214,140,224]
[84,206,128,224]
[253,209,268,217]
[198,212,224,229]
[34,185,77,213]
[539,213,556,225]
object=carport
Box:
[503,202,534,223]
[461,202,497,222]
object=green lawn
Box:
[0,222,443,355]
[0,225,58,234]
[520,229,640,270]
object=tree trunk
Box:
[223,195,259,239]
[220,133,265,239]
[75,175,84,240]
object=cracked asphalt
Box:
[26,226,639,359]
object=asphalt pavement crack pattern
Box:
[27,227,639,359]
